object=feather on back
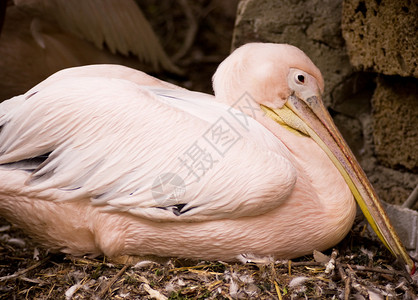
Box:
[0,74,297,222]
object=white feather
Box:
[0,73,296,222]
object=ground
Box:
[1,217,417,299]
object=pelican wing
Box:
[14,0,180,73]
[0,67,296,222]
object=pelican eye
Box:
[295,74,305,84]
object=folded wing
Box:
[0,68,297,222]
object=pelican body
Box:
[0,43,413,270]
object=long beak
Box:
[261,93,415,273]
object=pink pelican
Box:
[0,43,413,271]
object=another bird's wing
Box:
[0,74,296,222]
[14,0,180,73]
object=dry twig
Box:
[97,264,128,298]
[338,263,351,300]
[403,184,418,208]
[0,255,50,282]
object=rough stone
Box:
[232,0,355,107]
[368,165,418,207]
[342,0,418,77]
[372,76,418,172]
[381,203,418,261]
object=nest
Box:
[1,217,417,299]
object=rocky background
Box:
[233,0,418,209]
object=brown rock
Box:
[342,0,418,77]
[372,76,418,171]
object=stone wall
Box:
[232,0,418,208]
[342,0,417,77]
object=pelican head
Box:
[213,43,414,272]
